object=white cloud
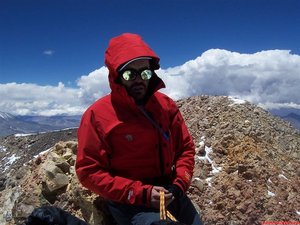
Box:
[160,49,300,110]
[0,82,84,116]
[77,67,110,105]
[43,50,55,55]
[1,49,300,116]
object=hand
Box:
[150,186,174,209]
[167,184,183,199]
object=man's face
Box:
[119,59,151,102]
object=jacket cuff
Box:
[173,177,188,193]
[168,184,183,199]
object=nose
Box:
[133,73,144,82]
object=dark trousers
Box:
[107,194,203,225]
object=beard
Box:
[128,83,147,101]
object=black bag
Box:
[24,206,88,225]
[151,221,186,225]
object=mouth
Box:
[129,84,147,99]
[131,84,146,92]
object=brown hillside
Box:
[0,95,299,225]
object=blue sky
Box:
[1,0,300,85]
[1,0,300,116]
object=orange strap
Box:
[159,191,177,222]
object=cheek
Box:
[120,79,130,89]
[122,82,131,89]
[144,80,150,88]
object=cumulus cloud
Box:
[0,82,84,116]
[160,49,300,110]
[77,67,110,105]
[1,49,300,116]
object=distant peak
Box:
[0,111,14,120]
[284,112,300,120]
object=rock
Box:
[297,167,300,176]
[62,148,73,161]
[1,96,300,225]
[12,203,35,220]
[0,177,6,191]
[44,173,69,193]
[66,141,78,154]
[43,160,64,179]
[192,179,205,192]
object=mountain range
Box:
[0,112,81,137]
[1,107,300,137]
[282,113,300,131]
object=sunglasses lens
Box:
[140,69,153,80]
[122,70,136,81]
[121,69,153,81]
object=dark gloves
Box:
[167,184,183,199]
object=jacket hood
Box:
[104,33,165,104]
[105,33,160,80]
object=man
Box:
[76,33,202,225]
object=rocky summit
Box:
[0,95,299,225]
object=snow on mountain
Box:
[0,111,81,137]
[0,112,14,120]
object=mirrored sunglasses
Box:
[120,69,153,81]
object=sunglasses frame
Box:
[120,68,154,81]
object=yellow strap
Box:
[167,211,177,222]
[159,191,177,222]
[160,191,166,220]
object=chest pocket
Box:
[107,121,158,160]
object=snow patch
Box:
[267,190,275,197]
[197,145,222,174]
[14,127,76,137]
[267,178,272,183]
[229,96,246,105]
[278,174,288,180]
[14,133,36,137]
[195,136,222,187]
[0,146,7,152]
[0,112,14,120]
[3,154,21,172]
[206,177,212,187]
[4,154,20,165]
[34,147,52,158]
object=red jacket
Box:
[76,33,195,206]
